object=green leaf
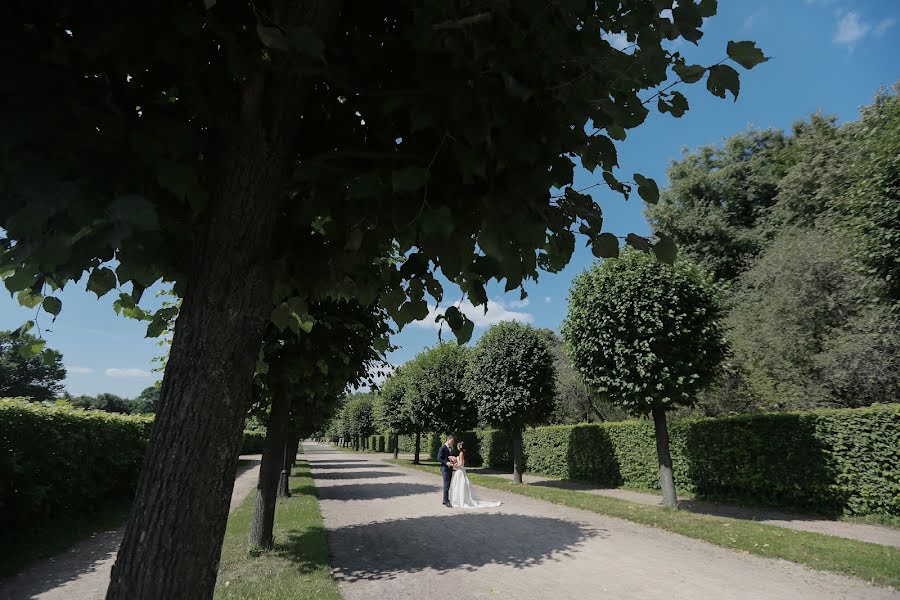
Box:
[4,267,36,294]
[625,233,652,252]
[727,41,769,70]
[706,64,740,101]
[257,24,290,50]
[420,206,454,238]
[634,173,660,204]
[392,167,429,193]
[289,26,325,60]
[444,305,464,330]
[87,267,118,298]
[345,229,364,251]
[10,320,35,339]
[673,63,706,84]
[271,303,293,331]
[591,232,619,258]
[42,296,62,316]
[17,290,44,309]
[19,339,46,359]
[110,195,159,231]
[652,232,678,264]
[451,314,475,345]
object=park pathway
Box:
[307,442,898,600]
[0,455,263,600]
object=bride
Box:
[449,441,502,509]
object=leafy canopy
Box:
[2,1,766,348]
[404,342,476,434]
[0,330,66,401]
[563,251,727,414]
[464,321,557,430]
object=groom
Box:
[436,435,457,507]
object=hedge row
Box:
[0,398,153,527]
[520,404,900,517]
[360,404,898,517]
[1,398,271,528]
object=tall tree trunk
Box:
[248,372,291,549]
[512,429,524,484]
[276,438,291,498]
[288,424,300,467]
[393,432,399,459]
[652,406,678,508]
[106,8,341,597]
[413,431,421,465]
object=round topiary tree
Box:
[404,343,476,463]
[345,393,375,451]
[376,367,414,459]
[464,321,556,484]
[563,251,727,507]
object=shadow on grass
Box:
[330,513,601,582]
[309,463,390,469]
[314,482,437,502]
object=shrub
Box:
[518,403,900,517]
[0,398,152,528]
[240,430,266,454]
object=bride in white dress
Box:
[449,441,502,509]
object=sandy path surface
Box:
[308,443,898,600]
[0,455,262,600]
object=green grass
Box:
[214,459,341,600]
[0,497,132,578]
[389,458,900,589]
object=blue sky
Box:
[3,0,898,398]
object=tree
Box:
[405,342,476,433]
[131,385,160,414]
[375,367,414,459]
[563,251,727,507]
[2,4,764,596]
[344,393,376,451]
[0,330,65,401]
[464,321,556,484]
[71,393,132,414]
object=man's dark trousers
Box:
[441,464,452,504]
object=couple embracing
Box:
[437,435,502,509]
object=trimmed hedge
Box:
[0,398,152,528]
[520,404,900,517]
[240,430,266,454]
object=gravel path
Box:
[0,455,262,600]
[308,443,898,600]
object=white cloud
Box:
[412,299,533,330]
[544,296,552,304]
[834,12,870,45]
[105,368,152,379]
[507,298,530,309]
[66,366,94,375]
[873,17,897,38]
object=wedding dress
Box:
[449,459,501,509]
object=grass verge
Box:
[214,459,340,600]
[389,458,900,589]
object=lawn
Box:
[389,458,900,589]
[214,458,341,600]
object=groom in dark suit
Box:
[437,435,456,507]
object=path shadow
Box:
[309,463,389,469]
[312,470,398,480]
[329,513,600,582]
[308,459,367,463]
[315,482,436,501]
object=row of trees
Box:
[647,87,900,414]
[3,2,764,596]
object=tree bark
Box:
[393,432,399,459]
[512,429,524,484]
[248,373,291,549]
[413,431,421,464]
[652,406,678,508]
[276,438,291,498]
[106,6,341,597]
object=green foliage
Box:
[516,404,900,517]
[0,2,766,346]
[464,321,557,431]
[728,228,899,409]
[404,343,476,434]
[0,330,66,401]
[374,367,413,435]
[71,393,132,414]
[564,251,727,415]
[131,385,160,414]
[240,430,266,454]
[343,393,376,440]
[0,398,152,529]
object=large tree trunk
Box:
[276,438,291,498]
[413,431,421,464]
[106,7,341,597]
[248,372,291,549]
[512,429,525,484]
[652,406,678,508]
[393,432,399,459]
